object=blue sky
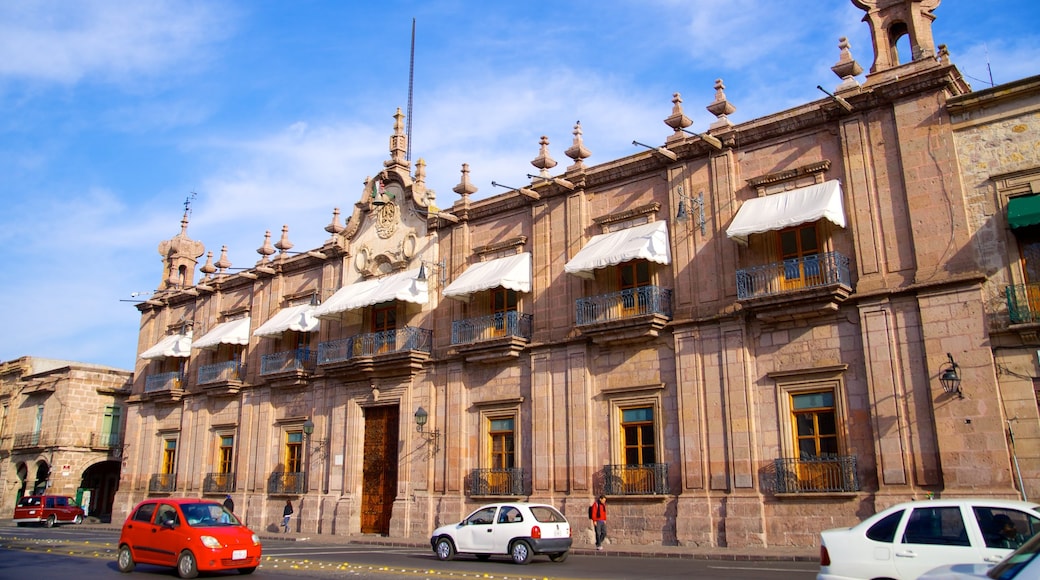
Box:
[1,0,1038,371]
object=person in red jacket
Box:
[590,495,608,550]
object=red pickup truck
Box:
[13,495,85,527]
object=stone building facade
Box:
[115,0,1040,548]
[0,356,131,520]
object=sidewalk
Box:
[75,522,818,562]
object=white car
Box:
[919,531,1040,579]
[430,502,572,564]
[817,498,1040,580]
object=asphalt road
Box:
[0,523,818,579]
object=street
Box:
[0,523,817,579]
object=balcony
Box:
[735,251,852,322]
[601,463,669,496]
[149,473,177,493]
[90,432,122,450]
[318,326,432,379]
[259,348,316,389]
[1005,284,1040,342]
[450,312,532,363]
[773,455,859,495]
[142,371,184,403]
[267,471,306,495]
[12,431,55,450]
[466,468,526,496]
[575,286,672,345]
[203,472,236,494]
[197,360,244,396]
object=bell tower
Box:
[157,208,205,291]
[852,0,941,77]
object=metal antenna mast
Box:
[406,18,415,162]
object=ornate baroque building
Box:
[0,356,131,520]
[115,0,1040,548]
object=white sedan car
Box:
[430,502,572,565]
[817,498,1040,580]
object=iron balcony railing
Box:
[451,312,533,345]
[267,471,306,494]
[1006,284,1040,324]
[736,251,851,300]
[149,473,177,493]
[602,463,669,495]
[466,468,526,496]
[90,432,122,449]
[576,286,672,326]
[260,348,315,375]
[12,431,52,449]
[318,326,433,365]
[203,472,236,494]
[144,371,182,393]
[773,455,859,494]
[198,360,243,385]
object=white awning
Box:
[139,332,192,360]
[725,179,846,244]
[192,317,251,350]
[564,220,671,280]
[313,268,428,319]
[443,252,531,302]
[253,304,320,338]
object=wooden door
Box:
[361,405,399,534]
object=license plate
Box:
[232,549,247,560]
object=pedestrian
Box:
[223,494,234,513]
[282,499,294,533]
[590,494,607,550]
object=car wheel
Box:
[177,550,199,579]
[117,545,136,573]
[237,566,257,575]
[475,554,491,561]
[548,551,569,562]
[435,537,456,561]
[510,540,532,565]
[45,515,56,528]
[74,514,83,524]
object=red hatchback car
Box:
[117,498,261,579]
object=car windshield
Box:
[988,532,1040,580]
[181,503,241,527]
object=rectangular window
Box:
[792,390,838,458]
[1,402,8,436]
[285,431,303,473]
[162,439,177,475]
[218,435,234,474]
[777,224,821,288]
[621,407,656,465]
[101,405,121,447]
[489,288,518,335]
[489,418,515,469]
[371,303,397,353]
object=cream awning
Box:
[564,220,671,280]
[313,268,428,320]
[443,252,531,302]
[725,179,846,244]
[192,317,251,350]
[139,332,192,360]
[253,304,320,338]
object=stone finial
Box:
[413,157,428,200]
[564,121,591,171]
[385,108,409,170]
[706,79,737,130]
[325,207,344,235]
[215,245,232,272]
[530,135,558,177]
[664,92,694,138]
[453,163,478,204]
[200,251,216,278]
[831,37,864,92]
[256,230,275,264]
[275,224,293,253]
[937,43,950,66]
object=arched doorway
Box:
[14,462,28,504]
[79,460,121,522]
[32,461,50,495]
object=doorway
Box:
[360,405,399,534]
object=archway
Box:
[14,462,28,504]
[32,461,50,495]
[79,460,121,521]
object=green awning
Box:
[1008,195,1040,229]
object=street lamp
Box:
[414,407,441,456]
